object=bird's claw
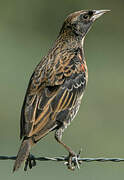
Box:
[65,149,82,171]
[24,154,36,171]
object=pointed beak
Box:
[91,10,110,21]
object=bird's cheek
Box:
[81,22,92,35]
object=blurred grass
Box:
[0,0,124,179]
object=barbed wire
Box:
[1,155,124,171]
[1,155,124,162]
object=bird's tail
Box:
[13,138,33,172]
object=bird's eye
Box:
[81,11,93,20]
[83,14,89,19]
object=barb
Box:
[0,155,124,162]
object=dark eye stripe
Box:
[88,10,93,16]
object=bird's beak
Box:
[91,10,110,21]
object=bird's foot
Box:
[24,154,36,171]
[65,149,82,171]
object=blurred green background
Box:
[0,0,124,179]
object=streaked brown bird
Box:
[13,9,110,172]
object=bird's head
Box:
[60,10,110,38]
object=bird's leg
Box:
[24,153,36,171]
[55,128,81,170]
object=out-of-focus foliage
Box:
[0,0,124,179]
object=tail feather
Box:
[13,138,33,172]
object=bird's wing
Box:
[20,57,47,139]
[20,52,86,140]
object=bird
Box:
[13,9,110,172]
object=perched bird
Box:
[13,9,110,172]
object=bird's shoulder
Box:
[46,46,87,85]
[28,46,86,91]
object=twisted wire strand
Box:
[0,156,124,163]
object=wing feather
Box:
[20,50,86,140]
